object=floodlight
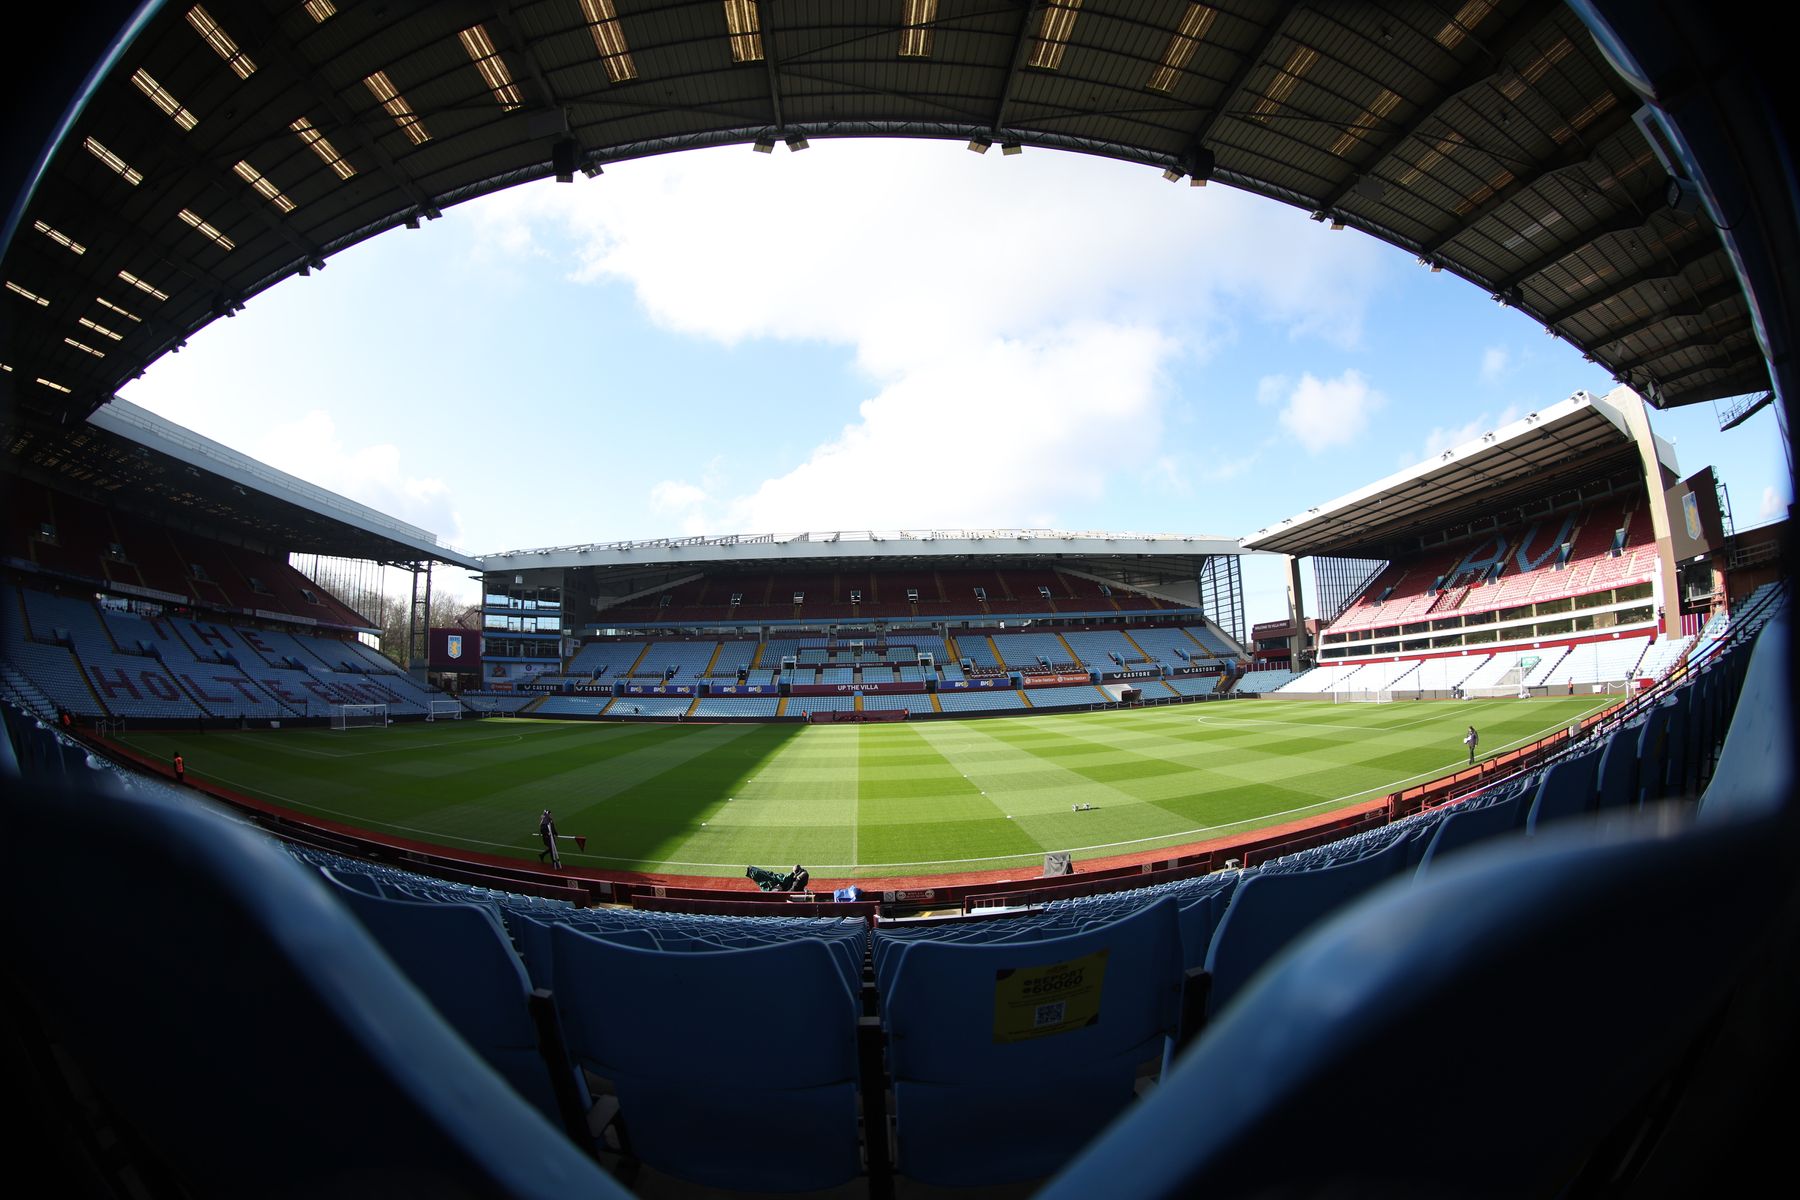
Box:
[752,138,775,153]
[786,135,809,151]
[967,137,991,153]
[1162,167,1183,182]
[1001,141,1022,155]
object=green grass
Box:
[117,697,1608,879]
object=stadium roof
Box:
[3,396,479,567]
[1,0,1775,436]
[1241,385,1669,558]
[483,527,1245,585]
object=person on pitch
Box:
[785,863,810,892]
[538,808,561,868]
[173,750,185,785]
[1464,725,1479,766]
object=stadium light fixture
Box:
[1329,217,1346,230]
[786,135,809,151]
[967,137,991,153]
[1162,167,1183,182]
[1001,142,1022,155]
[1309,210,1327,221]
[581,163,603,178]
[404,213,420,230]
[752,138,775,153]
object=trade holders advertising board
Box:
[1022,672,1094,688]
[788,682,927,696]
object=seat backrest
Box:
[1526,749,1601,833]
[1204,837,1408,1014]
[1595,726,1639,811]
[1635,700,1677,804]
[1416,791,1525,875]
[880,898,1185,1186]
[550,925,861,1191]
[1700,618,1791,824]
[884,897,1183,1081]
[327,883,572,1127]
[1,779,625,1200]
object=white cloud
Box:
[468,141,1392,529]
[725,322,1176,531]
[1762,485,1786,520]
[1255,374,1290,407]
[250,410,463,546]
[1275,370,1385,454]
[1481,346,1510,383]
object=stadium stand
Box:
[935,690,1028,714]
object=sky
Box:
[116,138,1792,624]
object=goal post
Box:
[1332,688,1394,704]
[331,703,389,730]
[426,699,463,722]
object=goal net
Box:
[331,703,389,730]
[426,699,463,722]
[1332,689,1394,704]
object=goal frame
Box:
[330,703,390,730]
[426,699,463,722]
[1331,688,1394,704]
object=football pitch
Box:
[117,697,1608,879]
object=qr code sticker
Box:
[1034,1001,1066,1028]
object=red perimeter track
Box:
[88,706,1619,908]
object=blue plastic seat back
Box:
[1204,836,1409,1015]
[1595,727,1639,811]
[328,884,571,1126]
[880,898,1184,1186]
[1,780,625,1200]
[551,926,862,1191]
[1526,749,1601,833]
[1177,881,1236,967]
[1416,791,1525,875]
[1635,701,1676,804]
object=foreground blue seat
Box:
[326,883,589,1138]
[1594,726,1639,811]
[1,780,625,1199]
[1038,808,1793,1199]
[1415,788,1526,874]
[880,897,1184,1186]
[1203,834,1409,1014]
[551,925,863,1191]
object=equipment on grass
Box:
[746,865,787,891]
[331,703,389,730]
[426,699,463,722]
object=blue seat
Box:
[1176,874,1239,967]
[1635,700,1677,805]
[1036,806,1791,1200]
[1415,789,1526,874]
[550,925,863,1191]
[1525,749,1601,833]
[1700,619,1791,824]
[1203,835,1409,1014]
[880,898,1184,1186]
[1,779,626,1199]
[325,883,588,1136]
[1594,727,1639,811]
